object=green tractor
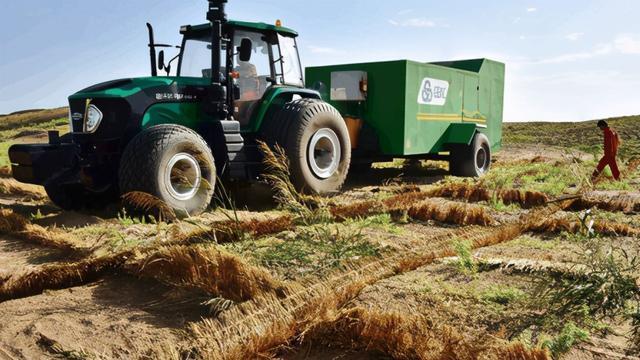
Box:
[9,0,505,217]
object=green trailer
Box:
[306,58,505,176]
[8,0,506,217]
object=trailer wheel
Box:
[119,125,216,218]
[261,99,351,194]
[450,133,491,177]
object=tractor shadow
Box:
[344,164,449,190]
[218,164,448,212]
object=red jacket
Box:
[603,127,619,157]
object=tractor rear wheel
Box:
[261,98,351,194]
[449,132,491,177]
[118,125,216,218]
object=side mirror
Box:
[238,38,252,62]
[158,50,165,70]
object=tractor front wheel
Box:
[118,125,216,218]
[449,132,491,177]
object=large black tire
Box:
[45,183,117,211]
[449,132,491,177]
[118,125,216,217]
[261,98,351,194]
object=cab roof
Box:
[183,20,298,37]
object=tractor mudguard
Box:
[247,87,321,133]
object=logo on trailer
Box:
[71,113,83,121]
[417,77,449,106]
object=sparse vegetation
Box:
[453,239,477,274]
[540,322,589,359]
[0,110,638,358]
[482,286,527,305]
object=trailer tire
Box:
[261,99,351,194]
[450,132,491,177]
[118,125,216,218]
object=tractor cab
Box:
[153,20,304,126]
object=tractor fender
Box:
[248,87,321,133]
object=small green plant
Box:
[540,322,589,358]
[345,214,404,235]
[117,208,147,226]
[481,286,526,305]
[533,240,640,350]
[30,209,44,220]
[453,239,477,274]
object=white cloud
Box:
[527,7,537,12]
[614,34,640,54]
[307,45,341,54]
[389,18,437,28]
[532,34,640,65]
[565,32,584,41]
[397,9,413,16]
[513,17,522,24]
[535,44,612,64]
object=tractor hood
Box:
[67,76,210,138]
[69,77,210,100]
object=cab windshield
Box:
[275,34,303,87]
[179,34,225,79]
[178,31,303,88]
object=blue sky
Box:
[1,0,639,122]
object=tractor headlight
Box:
[84,105,103,133]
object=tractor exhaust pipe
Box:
[207,0,228,87]
[146,23,158,77]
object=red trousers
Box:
[594,155,620,180]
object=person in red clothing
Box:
[592,120,621,181]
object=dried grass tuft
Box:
[121,191,177,222]
[499,189,549,208]
[0,252,130,302]
[329,191,495,226]
[567,192,640,214]
[258,141,321,213]
[129,245,288,302]
[383,191,431,209]
[330,200,385,221]
[310,307,489,359]
[0,178,47,201]
[527,215,640,237]
[0,166,11,178]
[0,208,29,232]
[181,215,295,245]
[497,342,550,360]
[407,199,495,226]
[426,182,549,209]
[427,182,491,203]
[0,209,80,253]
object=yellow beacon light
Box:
[275,19,282,27]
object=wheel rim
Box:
[165,153,202,201]
[308,128,341,179]
[476,147,488,173]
